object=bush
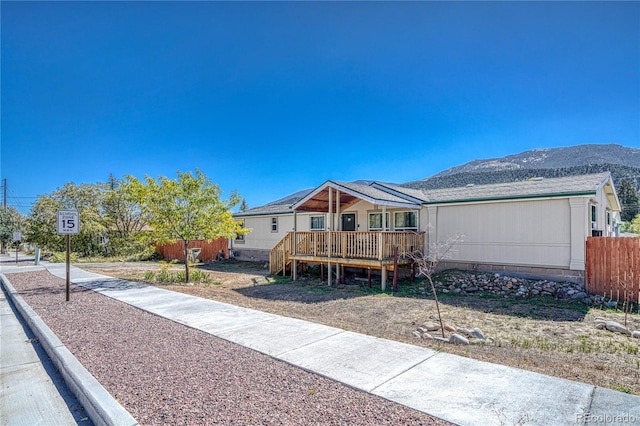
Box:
[145,261,211,284]
[121,245,160,262]
[48,251,79,263]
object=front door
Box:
[341,213,356,231]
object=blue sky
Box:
[2,1,639,215]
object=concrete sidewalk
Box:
[0,256,138,426]
[37,263,640,426]
[0,280,91,426]
[4,260,640,425]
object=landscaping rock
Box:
[468,327,485,339]
[444,324,457,332]
[632,331,640,339]
[605,321,631,336]
[422,322,441,332]
[429,271,599,306]
[449,333,469,345]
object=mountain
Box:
[432,144,640,177]
[404,144,640,192]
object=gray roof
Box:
[419,172,611,204]
[236,172,613,216]
[327,181,420,206]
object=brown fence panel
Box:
[156,238,229,262]
[586,237,640,303]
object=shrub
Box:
[48,251,78,263]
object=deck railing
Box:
[269,232,292,275]
[270,231,425,275]
[292,231,424,260]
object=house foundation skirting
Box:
[436,261,585,285]
[231,248,270,263]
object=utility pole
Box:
[2,178,6,212]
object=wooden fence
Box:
[156,238,228,262]
[586,237,640,303]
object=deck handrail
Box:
[291,231,424,260]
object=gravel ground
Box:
[6,271,450,426]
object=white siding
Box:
[426,198,573,268]
[237,215,295,251]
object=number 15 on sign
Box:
[57,210,80,234]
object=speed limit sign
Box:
[57,210,80,235]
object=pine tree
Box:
[618,179,640,222]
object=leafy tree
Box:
[630,214,640,235]
[126,170,248,282]
[101,175,147,255]
[618,179,640,222]
[26,183,106,255]
[0,207,25,249]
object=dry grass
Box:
[84,260,640,396]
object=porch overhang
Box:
[291,180,421,213]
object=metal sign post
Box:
[57,210,80,301]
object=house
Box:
[232,172,621,287]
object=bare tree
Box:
[617,270,638,328]
[410,233,464,338]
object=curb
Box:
[0,273,138,426]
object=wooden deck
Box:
[270,231,425,286]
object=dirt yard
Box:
[83,259,640,396]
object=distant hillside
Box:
[403,164,640,192]
[405,144,640,193]
[432,144,640,178]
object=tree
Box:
[101,175,146,255]
[0,207,25,249]
[239,198,249,212]
[409,234,464,338]
[630,214,640,235]
[26,183,106,255]
[126,170,248,282]
[618,179,640,222]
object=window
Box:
[310,215,325,231]
[235,220,245,242]
[271,217,278,233]
[394,211,418,231]
[368,212,389,231]
[591,205,597,229]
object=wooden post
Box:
[392,246,398,292]
[410,245,415,283]
[292,259,297,281]
[328,187,332,287]
[381,267,387,291]
[368,267,372,288]
[293,211,297,281]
